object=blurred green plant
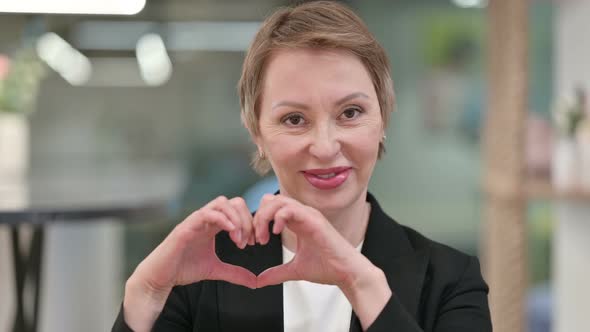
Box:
[421,12,483,68]
[0,48,47,114]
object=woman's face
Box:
[255,48,383,213]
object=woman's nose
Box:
[309,125,341,161]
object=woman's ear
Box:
[250,132,260,149]
[241,113,254,136]
[257,146,266,159]
[250,134,266,158]
[242,113,263,143]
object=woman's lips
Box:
[302,167,351,190]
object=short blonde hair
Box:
[238,0,395,175]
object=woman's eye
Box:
[341,108,361,120]
[283,114,305,126]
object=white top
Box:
[283,242,364,332]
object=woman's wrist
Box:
[339,261,392,331]
[122,275,171,332]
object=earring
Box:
[382,134,387,142]
[258,149,265,159]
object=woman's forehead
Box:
[261,48,376,103]
[265,48,364,73]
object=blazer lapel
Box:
[216,231,284,332]
[350,193,430,332]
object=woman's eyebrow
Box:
[272,100,309,111]
[271,92,369,111]
[335,92,369,106]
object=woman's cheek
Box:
[267,134,305,162]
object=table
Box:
[0,162,184,332]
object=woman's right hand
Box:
[123,196,257,332]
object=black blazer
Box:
[113,193,492,331]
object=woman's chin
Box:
[298,186,362,214]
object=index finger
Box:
[253,194,284,245]
[229,197,254,248]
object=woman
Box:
[113,2,492,331]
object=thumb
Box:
[256,261,297,288]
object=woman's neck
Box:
[281,192,371,252]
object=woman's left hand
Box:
[253,193,393,330]
[253,194,370,289]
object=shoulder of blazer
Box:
[366,191,478,281]
[397,223,488,318]
[401,224,473,263]
[401,224,480,281]
[363,193,485,311]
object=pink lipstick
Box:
[302,166,351,190]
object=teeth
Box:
[317,173,336,179]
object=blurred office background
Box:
[0,0,588,332]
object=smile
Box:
[302,167,352,190]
